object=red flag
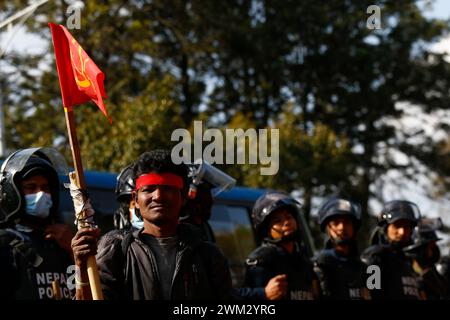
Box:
[49,23,111,123]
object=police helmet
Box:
[378,200,421,227]
[252,191,302,239]
[115,163,135,202]
[404,218,442,252]
[180,182,213,222]
[317,198,361,231]
[0,147,68,226]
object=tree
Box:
[2,0,449,245]
[76,75,184,172]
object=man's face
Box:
[21,174,50,195]
[326,215,354,242]
[134,178,183,227]
[268,209,298,240]
[387,219,414,243]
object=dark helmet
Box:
[317,198,361,231]
[252,191,302,239]
[404,218,442,252]
[180,182,213,223]
[0,147,67,226]
[115,164,135,202]
[378,200,421,227]
[113,164,135,230]
[181,161,233,223]
[404,218,442,265]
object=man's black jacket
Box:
[96,223,233,300]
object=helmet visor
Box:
[1,147,69,176]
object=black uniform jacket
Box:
[242,240,319,300]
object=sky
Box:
[420,0,450,20]
[1,1,450,250]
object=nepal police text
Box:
[402,276,421,297]
[36,271,71,299]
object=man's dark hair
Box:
[133,149,189,190]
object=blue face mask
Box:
[130,208,144,230]
[24,191,53,219]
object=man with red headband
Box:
[71,150,233,300]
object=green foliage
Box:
[1,0,449,241]
[273,104,353,190]
[2,54,67,153]
[76,75,184,172]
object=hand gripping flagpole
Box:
[64,107,104,300]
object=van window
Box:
[58,186,117,233]
[87,187,118,232]
[209,204,256,287]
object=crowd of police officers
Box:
[0,147,449,300]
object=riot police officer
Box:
[0,147,74,299]
[313,198,370,300]
[113,163,142,231]
[243,191,320,300]
[179,182,215,242]
[361,200,423,299]
[404,218,448,299]
[179,161,236,242]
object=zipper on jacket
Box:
[183,272,189,298]
[170,246,189,298]
[192,264,199,285]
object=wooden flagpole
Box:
[64,107,103,300]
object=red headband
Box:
[135,173,184,190]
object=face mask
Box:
[130,208,144,230]
[25,191,53,219]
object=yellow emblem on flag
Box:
[70,38,92,89]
